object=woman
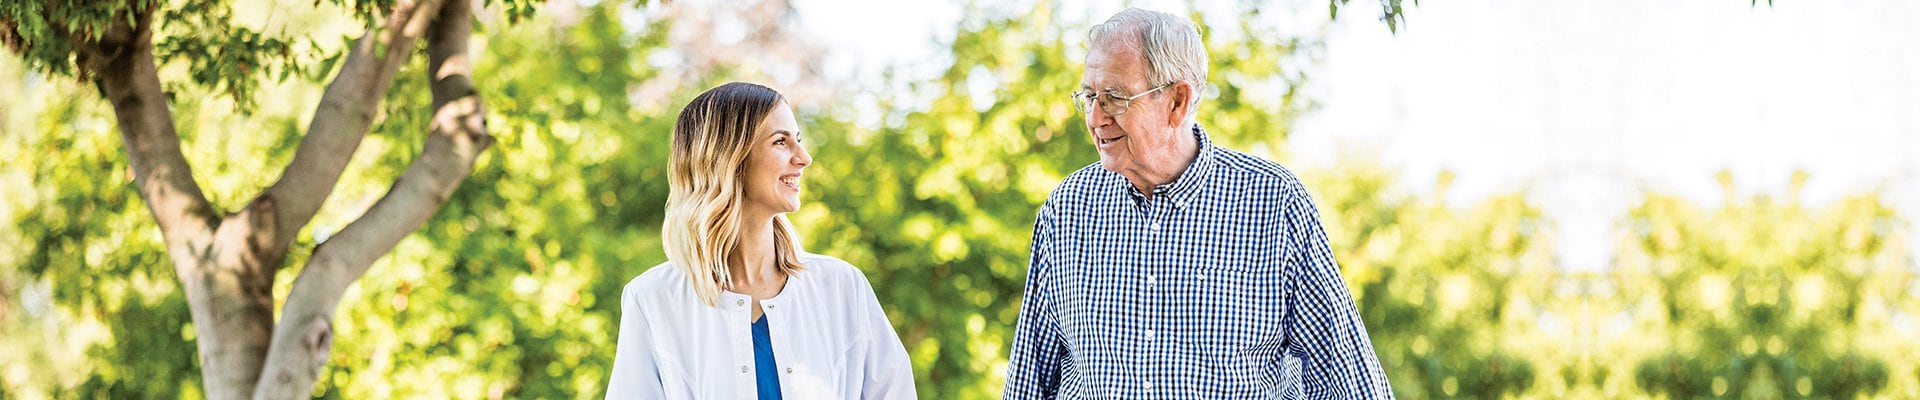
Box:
[606,82,916,399]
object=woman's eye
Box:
[775,138,787,146]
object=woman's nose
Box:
[792,144,812,167]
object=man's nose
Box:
[1087,106,1114,128]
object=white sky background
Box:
[792,0,1920,271]
[1296,0,1920,270]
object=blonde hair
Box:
[662,82,806,306]
[1089,7,1210,123]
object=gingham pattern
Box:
[1004,125,1393,399]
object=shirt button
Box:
[1145,329,1155,340]
[736,299,746,307]
[786,367,794,374]
[1150,222,1160,231]
[767,304,775,309]
[1146,275,1155,286]
[740,366,749,373]
[1145,380,1154,390]
[1196,273,1207,281]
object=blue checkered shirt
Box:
[1004,125,1393,399]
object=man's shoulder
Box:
[1043,162,1118,208]
[1212,146,1299,184]
[1057,162,1116,191]
[1210,146,1308,197]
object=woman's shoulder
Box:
[795,252,881,295]
[622,260,687,298]
[798,252,854,270]
[798,252,869,281]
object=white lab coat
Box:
[606,253,917,399]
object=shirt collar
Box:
[1125,124,1217,209]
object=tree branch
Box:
[89,1,216,259]
[252,0,491,397]
[250,0,448,260]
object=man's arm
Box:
[1004,205,1068,399]
[1282,187,1395,399]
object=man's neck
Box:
[1127,127,1200,199]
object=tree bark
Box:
[87,6,280,400]
[252,0,492,397]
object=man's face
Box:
[1081,43,1183,182]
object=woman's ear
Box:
[1166,80,1194,128]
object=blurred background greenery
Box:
[2,0,1915,398]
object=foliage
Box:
[1311,166,1550,398]
[1330,0,1412,33]
[0,57,202,397]
[0,0,545,109]
[1613,175,1917,398]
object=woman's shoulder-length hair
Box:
[660,82,806,307]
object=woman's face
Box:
[738,102,811,220]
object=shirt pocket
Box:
[647,354,702,400]
[1170,250,1290,389]
[783,338,859,399]
[1183,250,1289,337]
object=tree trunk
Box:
[88,6,277,399]
[78,0,491,398]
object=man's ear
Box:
[1165,80,1194,128]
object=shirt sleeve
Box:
[606,280,668,399]
[1281,188,1395,399]
[1003,204,1069,399]
[854,269,920,400]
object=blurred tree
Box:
[1617,173,1917,399]
[1,0,509,397]
[1306,166,1550,398]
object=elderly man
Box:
[1003,7,1394,399]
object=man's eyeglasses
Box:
[1071,82,1171,116]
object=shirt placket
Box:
[1140,195,1171,398]
[762,298,796,397]
[725,293,756,399]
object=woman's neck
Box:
[727,217,782,293]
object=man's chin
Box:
[1096,156,1125,172]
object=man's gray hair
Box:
[1089,8,1209,122]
